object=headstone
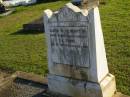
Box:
[44,1,116,97]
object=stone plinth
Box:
[48,73,116,97]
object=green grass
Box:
[0,0,130,95]
[0,1,69,74]
[100,0,130,95]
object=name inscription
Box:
[50,27,88,48]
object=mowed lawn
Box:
[0,0,130,95]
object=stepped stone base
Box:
[48,73,116,97]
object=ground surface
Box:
[0,0,130,96]
[0,72,68,97]
[0,78,47,97]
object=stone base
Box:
[48,73,116,97]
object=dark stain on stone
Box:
[79,69,88,80]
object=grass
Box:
[0,1,69,75]
[0,0,130,95]
[100,0,130,95]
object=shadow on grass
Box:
[10,29,43,35]
[100,1,107,5]
[0,66,15,74]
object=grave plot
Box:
[23,17,44,32]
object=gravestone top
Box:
[44,3,89,18]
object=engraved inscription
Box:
[50,27,88,48]
[49,21,90,67]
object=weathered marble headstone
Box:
[44,1,116,97]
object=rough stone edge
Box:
[44,2,88,19]
[0,74,15,92]
[14,71,48,84]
